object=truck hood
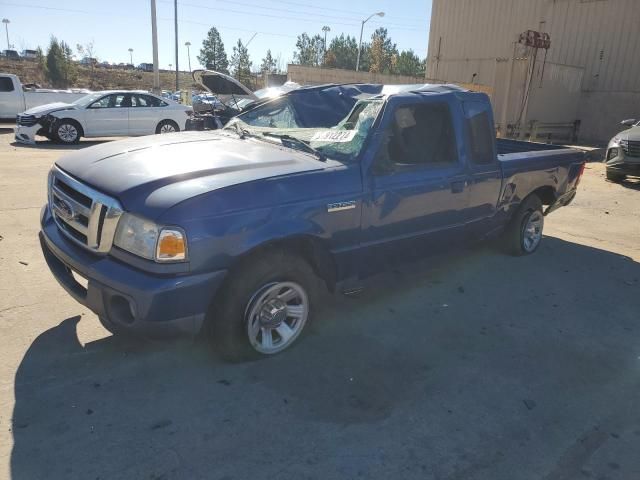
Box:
[55,131,328,219]
[23,102,77,116]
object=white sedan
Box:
[15,91,193,145]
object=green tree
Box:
[293,33,324,66]
[260,49,277,73]
[45,37,76,88]
[230,39,252,84]
[325,34,359,70]
[368,28,398,74]
[396,49,424,76]
[198,27,229,73]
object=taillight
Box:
[575,162,586,187]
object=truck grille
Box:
[620,139,640,158]
[17,114,39,127]
[48,167,123,253]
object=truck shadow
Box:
[9,237,640,479]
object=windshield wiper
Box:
[262,132,326,162]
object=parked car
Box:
[2,49,20,59]
[137,63,154,72]
[39,84,585,360]
[0,73,90,120]
[14,91,192,144]
[605,118,640,182]
[186,69,381,131]
[21,49,38,59]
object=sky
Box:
[0,0,432,71]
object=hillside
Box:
[0,59,197,91]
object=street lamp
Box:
[322,26,330,53]
[185,41,192,72]
[356,11,384,72]
[128,48,134,66]
[2,19,10,51]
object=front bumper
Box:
[605,146,640,176]
[14,124,40,145]
[40,206,227,337]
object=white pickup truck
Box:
[0,73,90,120]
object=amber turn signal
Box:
[156,229,187,261]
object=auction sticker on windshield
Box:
[310,130,357,142]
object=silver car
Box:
[605,118,640,182]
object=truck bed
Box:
[496,138,568,155]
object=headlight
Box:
[113,213,187,262]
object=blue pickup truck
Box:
[40,85,585,360]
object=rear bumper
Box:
[39,206,226,337]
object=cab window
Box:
[374,103,458,172]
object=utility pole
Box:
[322,26,330,54]
[185,42,191,72]
[2,19,10,50]
[150,0,160,93]
[174,0,179,92]
[128,48,134,66]
[356,12,384,72]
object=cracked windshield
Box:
[1,0,639,479]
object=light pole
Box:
[322,26,330,53]
[356,11,384,72]
[150,0,160,93]
[2,19,10,51]
[128,48,133,66]
[174,0,179,92]
[185,41,192,72]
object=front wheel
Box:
[503,195,544,256]
[207,250,318,361]
[156,119,179,134]
[53,120,81,144]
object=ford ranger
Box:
[39,85,585,361]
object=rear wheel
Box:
[606,170,625,183]
[207,250,318,362]
[503,195,544,256]
[156,119,179,134]
[53,119,81,144]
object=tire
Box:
[606,170,625,183]
[503,195,544,256]
[156,119,179,134]
[207,249,319,362]
[53,119,82,144]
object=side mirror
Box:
[620,118,636,127]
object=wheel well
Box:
[56,118,84,137]
[233,236,338,292]
[528,186,556,206]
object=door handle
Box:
[450,180,466,193]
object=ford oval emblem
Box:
[55,199,76,221]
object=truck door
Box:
[462,99,504,238]
[84,93,131,136]
[362,97,470,270]
[0,75,24,118]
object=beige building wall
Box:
[426,0,640,143]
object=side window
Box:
[88,95,112,108]
[89,94,130,108]
[468,111,495,165]
[239,98,299,128]
[375,103,457,173]
[144,95,163,107]
[0,77,15,92]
